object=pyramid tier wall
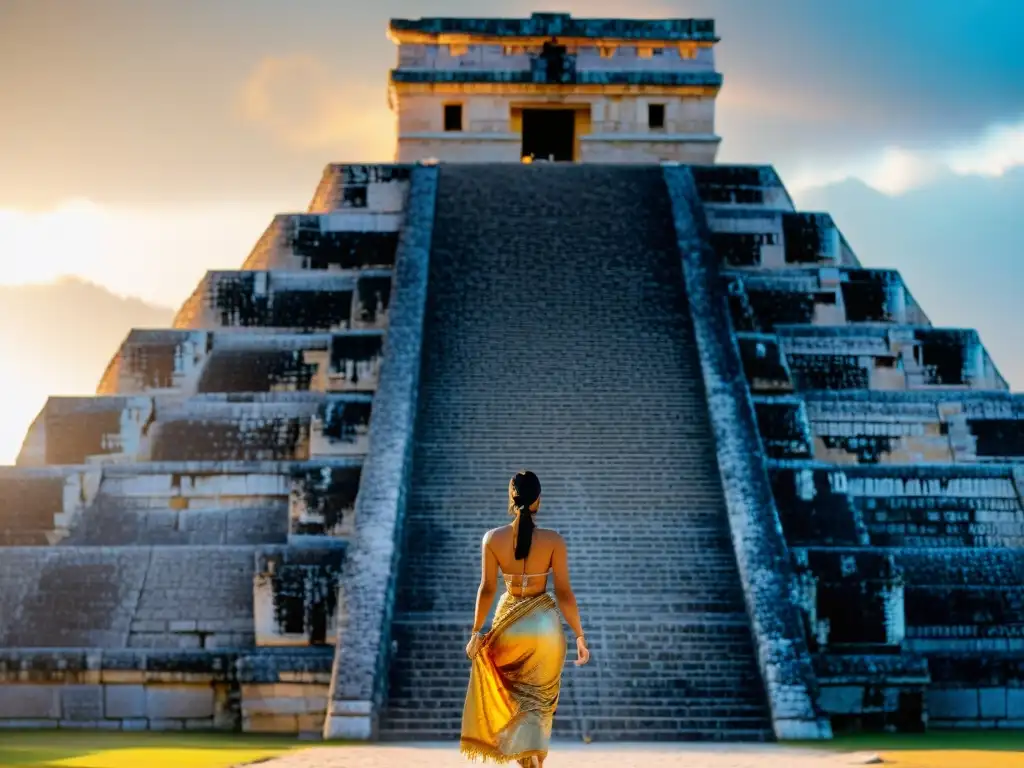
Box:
[1,159,1021,736]
[97,329,385,397]
[687,165,1024,733]
[0,163,418,734]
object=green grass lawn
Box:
[796,731,1024,767]
[0,731,319,768]
[825,730,1024,752]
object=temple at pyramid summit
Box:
[2,11,1024,742]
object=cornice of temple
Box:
[389,70,724,87]
[388,13,719,45]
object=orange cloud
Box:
[238,54,393,156]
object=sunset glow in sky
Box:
[0,0,1023,463]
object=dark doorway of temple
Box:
[521,109,575,162]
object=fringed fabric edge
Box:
[459,737,547,764]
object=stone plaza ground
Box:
[4,731,1024,768]
[248,742,879,768]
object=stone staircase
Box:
[378,165,772,741]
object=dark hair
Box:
[508,470,541,560]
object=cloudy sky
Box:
[0,0,1022,462]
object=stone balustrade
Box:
[664,166,829,740]
[725,268,930,331]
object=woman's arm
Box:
[471,531,499,633]
[551,534,584,638]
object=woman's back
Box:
[487,524,564,598]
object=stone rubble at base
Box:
[1,9,1023,743]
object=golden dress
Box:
[460,571,567,764]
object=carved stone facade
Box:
[1,10,1020,742]
[388,13,722,164]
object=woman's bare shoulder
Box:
[535,527,565,545]
[483,525,514,543]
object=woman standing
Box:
[460,470,590,766]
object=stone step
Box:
[380,718,773,741]
[380,165,771,740]
[395,594,748,614]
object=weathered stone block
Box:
[60,685,104,722]
[59,719,120,730]
[0,685,60,719]
[980,687,1008,719]
[817,686,864,715]
[145,685,215,720]
[244,713,300,733]
[1008,689,1024,719]
[0,718,59,729]
[927,689,979,720]
[296,713,324,733]
[323,713,372,740]
[241,683,329,717]
[105,684,147,719]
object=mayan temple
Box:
[2,11,1023,743]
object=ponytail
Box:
[513,502,535,560]
[507,470,541,561]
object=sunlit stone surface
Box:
[1,10,1021,742]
